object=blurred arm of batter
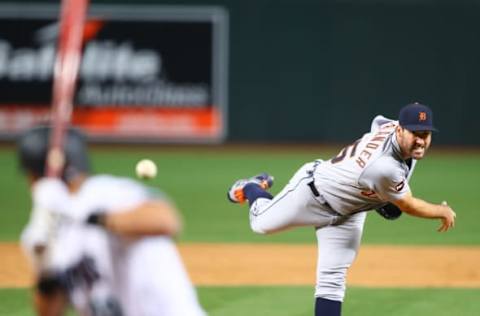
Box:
[91,201,182,238]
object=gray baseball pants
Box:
[249,162,367,301]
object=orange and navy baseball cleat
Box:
[227,173,274,203]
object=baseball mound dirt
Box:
[2,243,480,288]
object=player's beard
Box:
[410,143,429,159]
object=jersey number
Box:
[331,139,360,164]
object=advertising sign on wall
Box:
[0,4,228,142]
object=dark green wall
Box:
[162,0,480,145]
[16,0,480,144]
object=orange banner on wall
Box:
[0,105,223,141]
[73,106,223,139]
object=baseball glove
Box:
[375,203,402,220]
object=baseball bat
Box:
[46,0,89,178]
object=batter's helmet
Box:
[17,126,91,181]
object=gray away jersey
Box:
[314,115,416,215]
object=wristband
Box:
[86,212,107,227]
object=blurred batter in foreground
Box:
[18,126,206,316]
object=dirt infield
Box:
[2,242,480,288]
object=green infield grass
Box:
[1,146,479,244]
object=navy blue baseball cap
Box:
[398,102,438,132]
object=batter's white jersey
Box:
[314,115,416,215]
[21,175,206,316]
[21,178,114,314]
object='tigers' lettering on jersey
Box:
[355,123,396,168]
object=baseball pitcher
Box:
[227,103,456,316]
